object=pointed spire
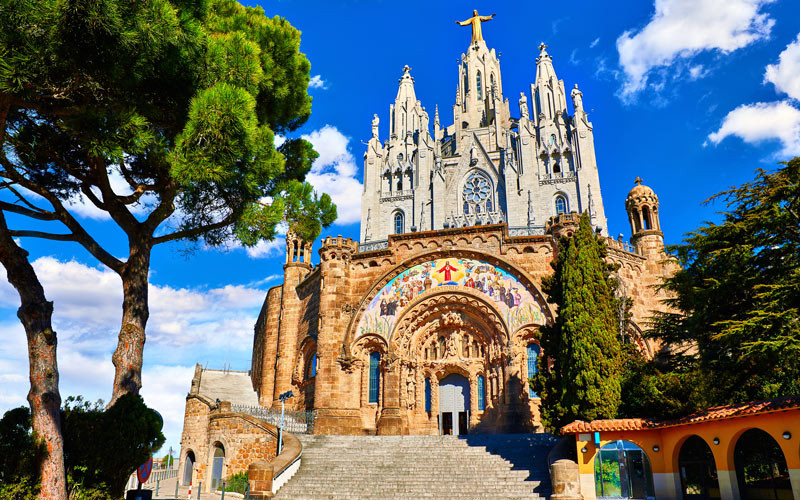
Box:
[535,42,556,83]
[396,64,417,102]
[434,104,440,126]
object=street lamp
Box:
[278,391,293,455]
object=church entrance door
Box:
[439,374,470,436]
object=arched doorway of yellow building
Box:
[733,428,793,500]
[678,435,720,500]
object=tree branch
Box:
[10,230,77,242]
[0,201,57,221]
[152,213,236,245]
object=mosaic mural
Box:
[357,258,544,337]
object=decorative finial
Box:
[402,64,412,74]
[634,176,642,185]
[538,42,548,52]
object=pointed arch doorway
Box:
[439,373,470,436]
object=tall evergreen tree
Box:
[532,213,623,433]
[646,158,800,408]
[0,2,335,497]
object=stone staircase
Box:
[273,433,559,500]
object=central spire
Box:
[455,9,496,44]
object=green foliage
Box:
[0,0,335,260]
[0,407,45,498]
[639,158,800,411]
[62,394,165,498]
[0,407,46,485]
[222,471,248,494]
[532,213,623,433]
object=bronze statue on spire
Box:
[456,10,496,44]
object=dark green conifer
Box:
[532,213,623,433]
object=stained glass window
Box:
[424,377,432,412]
[476,71,482,100]
[527,343,540,398]
[369,352,380,403]
[463,172,492,214]
[394,211,404,234]
[555,196,567,215]
[477,375,486,411]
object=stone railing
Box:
[508,226,546,237]
[358,239,389,253]
[248,431,303,499]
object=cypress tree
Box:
[532,213,623,433]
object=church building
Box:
[246,15,675,436]
[179,15,678,483]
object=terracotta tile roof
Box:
[561,394,800,434]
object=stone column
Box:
[716,470,740,500]
[272,261,309,406]
[377,359,403,434]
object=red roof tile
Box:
[561,394,800,434]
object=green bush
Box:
[0,394,164,500]
[222,471,249,494]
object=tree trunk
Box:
[109,239,152,405]
[0,212,66,500]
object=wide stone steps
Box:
[272,434,557,500]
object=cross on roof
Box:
[538,42,548,51]
[635,176,643,185]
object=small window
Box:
[463,201,469,215]
[393,211,404,234]
[369,352,380,404]
[490,73,496,96]
[424,378,432,412]
[477,375,486,411]
[527,343,540,398]
[642,206,652,230]
[555,196,567,215]
[550,134,556,145]
[553,163,561,174]
[306,353,317,379]
[476,71,482,100]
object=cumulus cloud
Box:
[764,33,800,101]
[308,75,327,89]
[0,257,268,452]
[707,101,800,157]
[616,0,775,98]
[302,125,363,225]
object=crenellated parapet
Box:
[319,235,359,262]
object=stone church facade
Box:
[247,30,676,436]
[179,21,678,486]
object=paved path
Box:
[127,475,243,500]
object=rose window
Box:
[463,174,490,204]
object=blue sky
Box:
[1,0,799,454]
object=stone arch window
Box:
[555,195,567,215]
[393,210,404,234]
[396,175,403,190]
[424,377,432,413]
[678,435,720,499]
[550,134,556,145]
[476,70,482,100]
[477,374,486,411]
[595,440,655,498]
[368,351,380,404]
[642,206,652,230]
[182,450,195,486]
[553,162,561,174]
[527,343,540,398]
[305,352,317,379]
[462,171,493,215]
[490,73,496,97]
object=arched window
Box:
[476,71,482,100]
[477,375,486,411]
[553,162,561,174]
[490,73,495,97]
[393,211,404,234]
[368,352,380,404]
[463,201,469,215]
[642,206,652,230]
[486,199,493,212]
[527,343,540,397]
[424,377,432,412]
[550,134,557,145]
[463,171,492,215]
[555,196,567,215]
[305,352,317,379]
[396,176,403,190]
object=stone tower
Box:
[361,24,609,243]
[626,177,664,258]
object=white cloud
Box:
[302,125,363,225]
[0,257,269,453]
[308,75,327,90]
[244,238,285,259]
[764,33,800,101]
[590,37,600,48]
[707,101,800,157]
[616,0,775,98]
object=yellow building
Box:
[562,396,800,500]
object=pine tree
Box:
[532,213,623,433]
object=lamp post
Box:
[278,391,293,455]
